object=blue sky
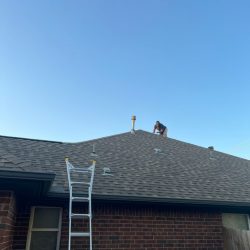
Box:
[0,1,250,159]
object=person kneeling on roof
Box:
[153,121,167,137]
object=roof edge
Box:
[0,170,55,197]
[0,170,55,181]
[71,131,133,144]
[0,134,63,144]
[47,192,250,209]
[94,194,250,208]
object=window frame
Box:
[26,206,62,250]
[222,213,250,230]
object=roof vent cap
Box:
[90,144,98,157]
[154,148,162,153]
[102,167,113,176]
[208,146,216,160]
[131,115,136,134]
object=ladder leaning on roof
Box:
[65,157,96,250]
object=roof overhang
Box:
[93,194,250,212]
[0,170,55,198]
[47,192,250,212]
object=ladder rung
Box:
[72,197,89,202]
[71,213,90,218]
[71,232,90,237]
[71,170,89,174]
[71,181,90,185]
[70,168,91,173]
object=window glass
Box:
[30,231,57,250]
[222,213,249,230]
[33,208,60,228]
[27,207,61,250]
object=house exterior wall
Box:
[12,201,31,250]
[0,191,16,250]
[12,200,224,250]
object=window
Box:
[26,207,62,250]
[222,213,249,230]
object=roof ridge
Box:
[0,130,136,145]
[71,130,134,144]
[139,130,250,162]
[168,136,250,162]
[0,135,63,144]
[1,130,248,162]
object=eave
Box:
[0,170,55,198]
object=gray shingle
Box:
[1,130,250,204]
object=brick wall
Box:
[13,202,224,250]
[0,191,16,250]
[12,203,31,250]
[60,203,224,250]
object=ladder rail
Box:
[66,158,72,250]
[65,158,95,250]
[89,163,95,250]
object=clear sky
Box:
[0,0,250,159]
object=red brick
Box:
[0,191,16,250]
[12,202,224,249]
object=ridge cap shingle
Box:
[0,134,63,144]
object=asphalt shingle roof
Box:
[1,130,250,204]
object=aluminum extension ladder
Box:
[65,158,96,250]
